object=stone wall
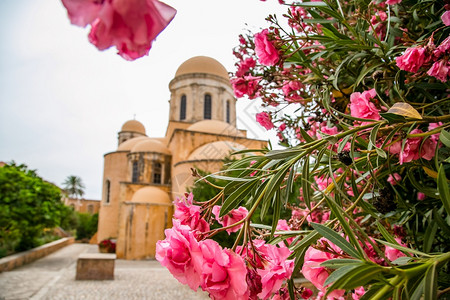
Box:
[0,237,75,273]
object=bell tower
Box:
[167,56,237,126]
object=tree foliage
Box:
[62,175,85,199]
[0,163,67,251]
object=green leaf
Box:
[265,149,302,160]
[312,223,362,259]
[220,179,258,217]
[385,103,422,119]
[375,239,432,257]
[321,258,363,268]
[439,130,450,148]
[423,220,438,253]
[302,158,311,209]
[437,165,450,216]
[323,264,360,287]
[424,262,437,300]
[269,191,281,236]
[380,112,407,124]
[294,1,328,7]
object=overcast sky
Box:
[0,0,286,199]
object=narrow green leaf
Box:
[410,277,425,300]
[423,220,438,253]
[376,221,399,245]
[439,130,450,148]
[321,258,363,268]
[375,239,432,257]
[294,1,328,7]
[269,191,281,238]
[424,262,437,300]
[312,223,362,259]
[323,264,360,287]
[220,179,258,217]
[437,165,450,216]
[265,149,302,160]
[302,158,311,209]
[380,112,407,124]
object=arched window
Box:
[132,161,139,183]
[204,94,212,120]
[180,95,186,120]
[105,179,111,203]
[153,162,162,184]
[226,100,230,123]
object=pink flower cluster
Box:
[157,193,295,300]
[349,89,381,124]
[254,29,280,66]
[302,238,345,299]
[61,0,176,60]
[396,37,450,82]
[256,112,275,130]
[388,123,441,164]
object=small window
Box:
[180,95,186,120]
[132,161,139,183]
[105,180,111,203]
[226,100,230,123]
[204,94,212,120]
[87,204,94,214]
[153,162,162,184]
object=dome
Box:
[121,120,146,134]
[130,187,171,204]
[175,56,229,80]
[117,136,149,151]
[188,141,247,160]
[131,139,171,155]
[187,120,244,137]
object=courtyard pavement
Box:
[0,243,209,300]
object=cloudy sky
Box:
[0,0,286,199]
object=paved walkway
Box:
[0,243,209,300]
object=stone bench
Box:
[76,253,116,280]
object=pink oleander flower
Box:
[199,239,249,300]
[252,242,295,300]
[352,286,366,300]
[427,59,449,82]
[417,192,426,201]
[389,129,437,164]
[236,57,257,77]
[282,80,304,102]
[386,0,401,4]
[349,89,381,124]
[385,237,407,262]
[276,219,294,245]
[256,112,275,130]
[212,206,248,234]
[254,29,280,66]
[442,10,450,26]
[302,238,345,299]
[61,0,176,60]
[231,75,261,99]
[173,193,210,232]
[387,173,402,185]
[396,46,426,73]
[155,220,203,290]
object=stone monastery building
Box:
[96,56,267,260]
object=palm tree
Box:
[62,175,85,199]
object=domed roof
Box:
[121,120,146,134]
[130,187,171,204]
[175,56,229,80]
[131,139,171,155]
[187,120,244,137]
[188,141,247,161]
[117,136,149,151]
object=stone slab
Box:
[76,253,116,280]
